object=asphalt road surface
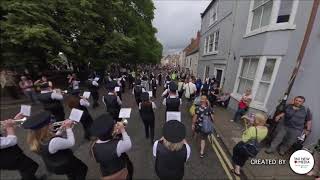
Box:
[0,85,231,180]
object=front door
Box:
[204,66,210,80]
[216,69,223,87]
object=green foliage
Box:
[0,0,162,70]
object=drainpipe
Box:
[224,0,238,91]
[274,0,319,116]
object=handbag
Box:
[90,141,128,180]
[201,115,214,134]
[243,127,259,157]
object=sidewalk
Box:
[213,107,312,180]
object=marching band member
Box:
[23,111,88,180]
[153,120,191,180]
[0,113,40,180]
[90,113,133,180]
[139,92,156,144]
[162,82,181,113]
[37,82,65,122]
[150,77,157,98]
[133,79,146,106]
[103,81,122,121]
[66,95,93,140]
[88,75,100,108]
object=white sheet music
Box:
[69,108,83,122]
[119,108,132,118]
[20,105,31,116]
[148,91,153,97]
[115,87,120,92]
[83,91,91,99]
[166,111,181,122]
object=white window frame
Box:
[203,30,219,55]
[208,0,218,27]
[231,56,281,111]
[245,0,299,37]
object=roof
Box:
[201,0,217,18]
[185,31,200,56]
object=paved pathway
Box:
[0,86,231,180]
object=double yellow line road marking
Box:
[208,134,241,180]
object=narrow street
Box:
[0,86,235,180]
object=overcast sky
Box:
[152,0,210,55]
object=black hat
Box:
[163,120,186,143]
[135,79,141,85]
[106,81,116,91]
[90,113,115,137]
[22,111,52,130]
[169,82,178,92]
[141,92,150,101]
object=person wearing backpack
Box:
[231,113,268,176]
[192,95,214,158]
[103,81,122,121]
[132,79,145,106]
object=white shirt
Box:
[153,140,191,161]
[183,82,197,98]
[0,135,18,149]
[96,131,132,157]
[80,99,90,107]
[49,128,75,154]
[40,90,63,100]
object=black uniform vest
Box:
[77,104,93,125]
[155,141,187,179]
[104,95,120,120]
[134,86,143,99]
[0,144,23,166]
[39,138,74,173]
[166,97,180,111]
[92,140,126,176]
[140,102,155,121]
[38,93,62,111]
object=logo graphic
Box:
[289,150,314,174]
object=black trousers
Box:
[81,117,93,140]
[232,141,250,167]
[142,118,155,143]
[135,98,141,106]
[91,91,99,108]
[0,152,38,180]
[53,157,88,180]
[152,89,157,98]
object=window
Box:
[247,0,299,34]
[190,57,192,66]
[204,31,219,55]
[208,1,218,26]
[251,0,273,31]
[234,56,280,107]
[237,57,259,94]
[277,0,293,23]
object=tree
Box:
[0,0,162,70]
